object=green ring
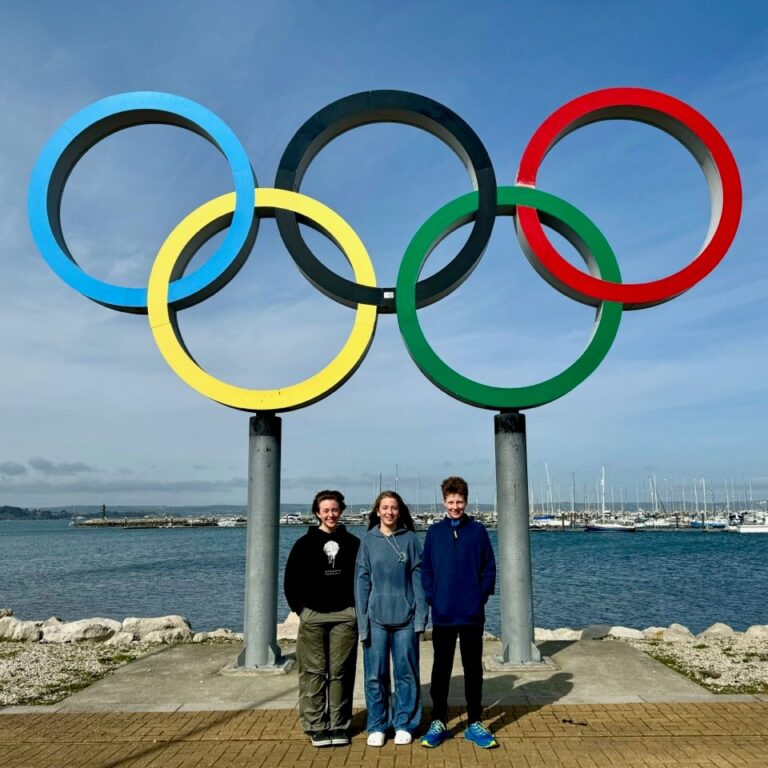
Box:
[396,186,623,410]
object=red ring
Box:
[515,87,742,309]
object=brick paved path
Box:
[2,703,768,767]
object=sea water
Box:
[1,520,766,635]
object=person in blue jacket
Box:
[355,490,428,747]
[420,476,498,749]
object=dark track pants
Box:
[429,624,484,724]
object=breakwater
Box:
[71,517,221,529]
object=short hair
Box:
[312,489,346,517]
[441,476,468,501]
[367,490,415,532]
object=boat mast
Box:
[545,462,554,518]
[600,466,606,520]
[693,478,699,519]
[416,473,420,515]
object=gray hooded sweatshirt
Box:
[354,526,429,641]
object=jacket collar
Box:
[442,513,470,527]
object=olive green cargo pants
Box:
[297,607,358,733]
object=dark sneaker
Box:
[330,729,350,746]
[463,722,497,749]
[420,719,449,748]
[310,730,333,747]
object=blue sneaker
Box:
[420,719,449,748]
[463,722,497,748]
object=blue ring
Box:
[28,92,257,313]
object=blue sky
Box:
[1,1,767,508]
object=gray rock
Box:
[697,622,735,639]
[745,625,768,641]
[608,626,644,640]
[552,627,582,641]
[193,628,235,643]
[122,615,191,640]
[42,618,121,643]
[581,624,612,640]
[142,627,193,644]
[643,626,666,640]
[0,608,13,618]
[662,623,695,642]
[0,616,41,641]
[277,612,300,641]
[104,631,136,648]
[534,628,555,642]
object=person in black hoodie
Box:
[284,489,360,748]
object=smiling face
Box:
[377,495,400,534]
[317,498,342,533]
[443,492,467,520]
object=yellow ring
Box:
[147,188,377,411]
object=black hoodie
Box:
[284,524,360,615]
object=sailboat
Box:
[585,467,636,532]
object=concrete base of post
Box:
[232,649,294,674]
[495,411,542,665]
[484,654,556,672]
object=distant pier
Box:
[71,516,220,529]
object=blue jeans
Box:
[363,621,421,733]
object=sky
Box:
[1,1,767,509]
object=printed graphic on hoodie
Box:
[323,540,341,573]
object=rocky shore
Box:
[1,609,766,706]
[0,610,243,706]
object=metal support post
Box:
[238,412,283,668]
[494,411,541,664]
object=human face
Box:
[443,493,466,520]
[377,496,400,534]
[317,498,342,533]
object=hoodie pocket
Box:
[370,593,415,628]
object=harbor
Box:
[67,506,768,533]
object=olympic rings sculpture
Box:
[28,88,741,413]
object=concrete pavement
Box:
[2,638,737,713]
[2,639,768,767]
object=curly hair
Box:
[441,476,468,501]
[311,489,346,517]
[367,490,415,532]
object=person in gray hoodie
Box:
[354,490,428,747]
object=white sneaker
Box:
[394,730,413,745]
[367,731,386,747]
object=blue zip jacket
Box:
[421,515,496,627]
[355,527,428,641]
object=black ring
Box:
[274,90,497,313]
